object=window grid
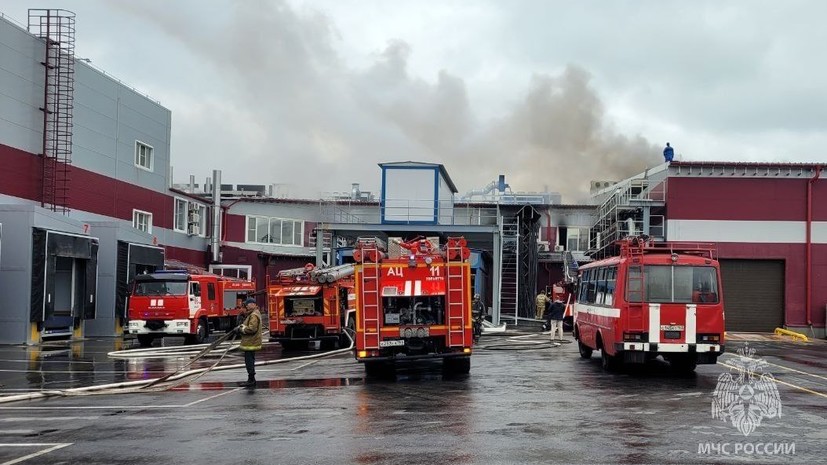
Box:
[133,209,153,234]
[246,216,304,246]
[135,141,154,171]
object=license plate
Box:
[379,339,405,348]
[661,325,684,331]
[280,319,299,325]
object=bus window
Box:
[635,265,719,303]
[605,266,617,306]
[587,270,597,303]
[595,268,607,305]
[647,266,672,302]
[578,269,591,303]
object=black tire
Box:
[364,361,391,378]
[281,340,302,351]
[601,347,620,371]
[137,335,154,347]
[187,318,208,345]
[443,356,471,375]
[670,356,697,373]
[578,340,593,359]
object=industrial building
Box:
[1,10,825,346]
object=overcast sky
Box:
[4,0,826,202]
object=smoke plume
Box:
[113,0,661,202]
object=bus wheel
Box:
[137,335,154,347]
[601,347,620,371]
[578,340,593,359]
[670,356,697,373]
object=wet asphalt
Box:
[0,331,824,465]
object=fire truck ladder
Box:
[445,242,466,347]
[623,239,646,331]
[359,246,381,350]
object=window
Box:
[133,209,152,234]
[627,265,719,304]
[196,204,207,237]
[605,266,617,306]
[174,198,188,232]
[207,283,216,300]
[246,216,304,246]
[135,141,153,171]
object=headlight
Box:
[416,327,425,338]
[404,328,413,338]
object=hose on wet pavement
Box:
[475,332,573,351]
[0,329,356,404]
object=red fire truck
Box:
[573,237,725,372]
[267,263,356,350]
[353,236,473,376]
[128,271,256,346]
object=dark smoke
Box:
[111,0,660,202]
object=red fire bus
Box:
[573,237,725,372]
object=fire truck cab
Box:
[267,263,356,350]
[128,271,255,346]
[354,236,473,376]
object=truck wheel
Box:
[281,340,300,351]
[364,361,392,378]
[187,319,208,345]
[137,335,154,347]
[443,356,471,375]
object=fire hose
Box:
[0,329,356,405]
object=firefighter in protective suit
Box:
[237,298,262,387]
[535,291,550,320]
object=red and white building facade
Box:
[664,161,826,337]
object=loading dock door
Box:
[719,259,784,332]
[116,242,164,320]
[31,229,99,329]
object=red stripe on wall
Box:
[165,244,209,268]
[0,143,202,229]
[667,177,810,221]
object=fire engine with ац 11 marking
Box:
[573,236,725,372]
[353,236,474,376]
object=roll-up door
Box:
[719,259,784,332]
[116,242,164,319]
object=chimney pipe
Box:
[351,183,361,201]
[205,177,212,194]
[211,170,222,263]
[189,175,195,193]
